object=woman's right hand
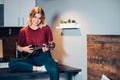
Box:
[22,45,34,53]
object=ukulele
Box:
[19,42,55,58]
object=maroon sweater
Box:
[17,25,53,47]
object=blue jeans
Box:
[9,51,59,80]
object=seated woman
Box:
[9,7,59,80]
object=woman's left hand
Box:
[42,44,49,52]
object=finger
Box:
[42,43,46,47]
[45,47,49,51]
[29,47,34,50]
[28,50,34,53]
[42,47,45,52]
[28,45,32,47]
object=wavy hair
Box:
[27,7,46,26]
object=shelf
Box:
[56,23,80,29]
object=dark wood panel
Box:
[0,27,22,37]
[87,35,120,80]
[2,37,17,59]
[0,27,22,60]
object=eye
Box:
[34,16,37,18]
[39,17,42,20]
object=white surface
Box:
[0,0,3,4]
[38,65,47,72]
[101,74,110,80]
[56,23,80,29]
[0,62,9,68]
[4,0,35,26]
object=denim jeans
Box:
[9,51,59,80]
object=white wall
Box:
[36,0,120,80]
[0,0,3,4]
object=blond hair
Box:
[27,7,46,26]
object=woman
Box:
[9,7,59,80]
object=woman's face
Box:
[31,13,42,26]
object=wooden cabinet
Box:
[0,27,22,60]
[0,37,17,59]
[4,0,35,26]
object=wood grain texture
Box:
[87,35,120,80]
